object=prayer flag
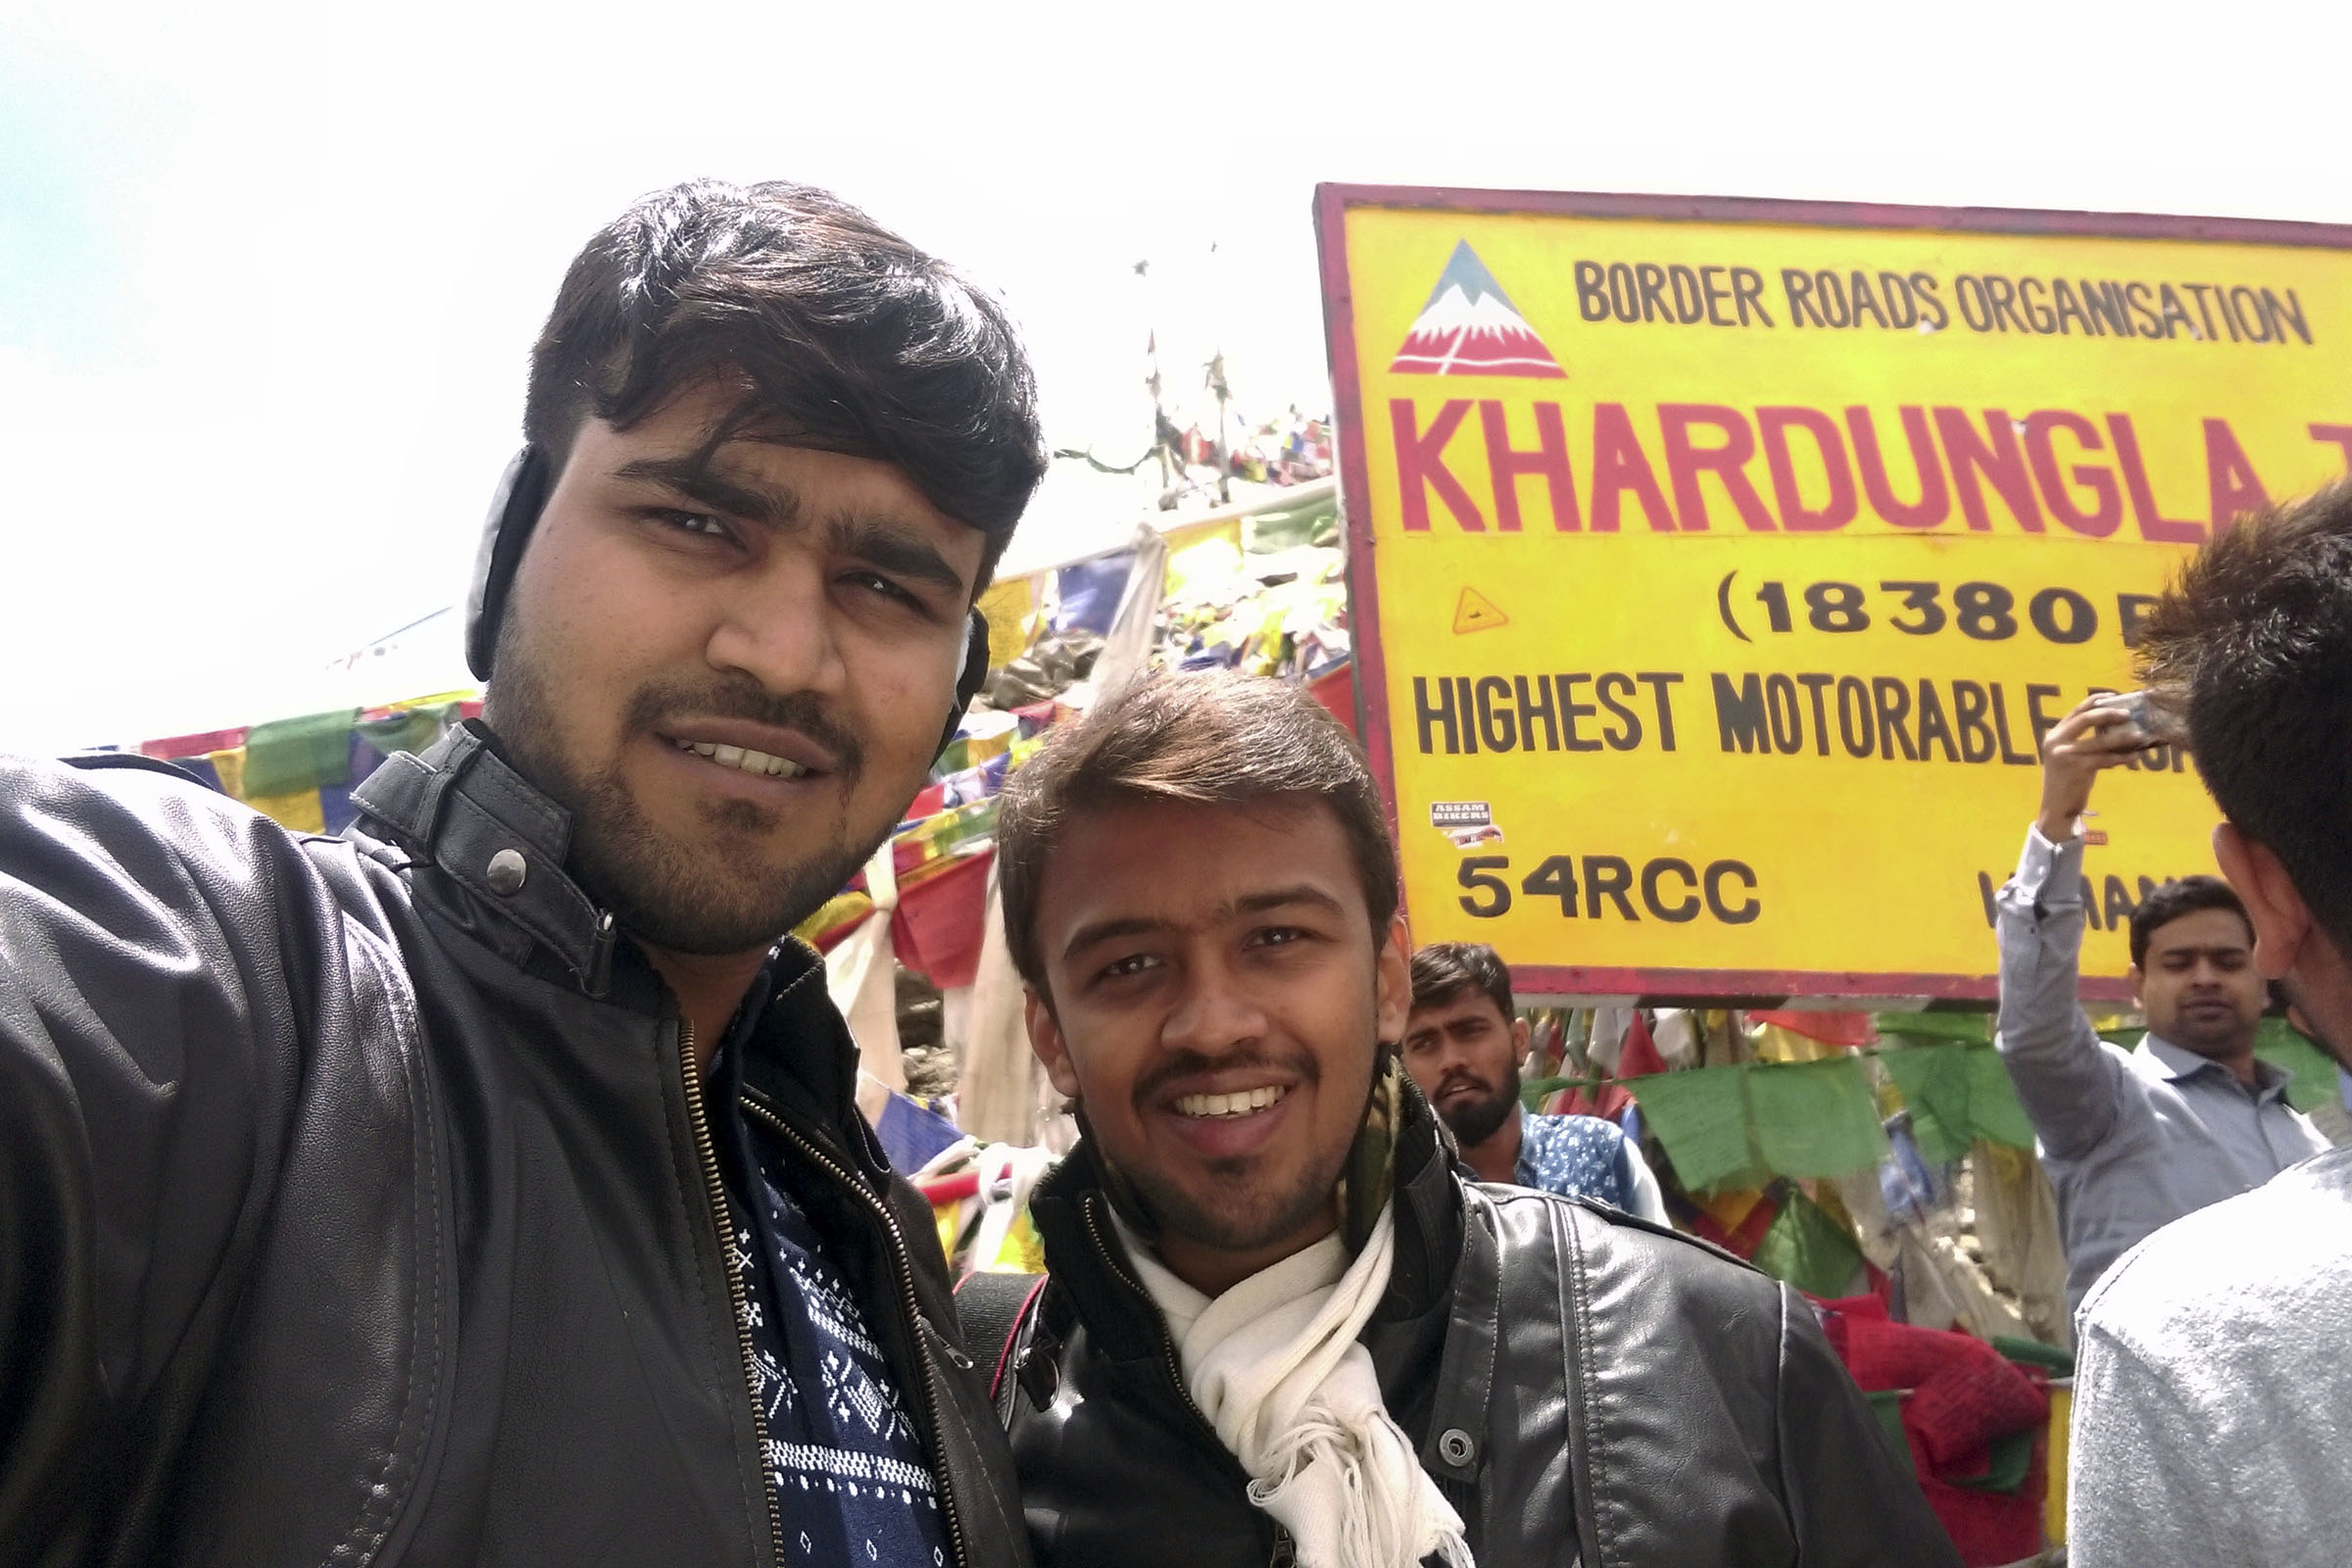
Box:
[1625,1067,1762,1193]
[1749,1057,1887,1178]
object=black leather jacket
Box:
[1000,1099,1962,1568]
[0,725,1030,1568]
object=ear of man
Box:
[2215,822,2314,982]
[2217,820,2352,1069]
[1025,989,1083,1102]
[1373,918,1412,1045]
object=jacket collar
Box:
[1029,1073,1466,1363]
[351,721,880,1159]
[349,719,621,996]
[737,938,880,1170]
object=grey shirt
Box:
[1994,826,2328,1312]
[2070,1143,2352,1567]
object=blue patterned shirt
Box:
[1514,1112,1635,1207]
[716,993,950,1568]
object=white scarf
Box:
[1116,1206,1476,1568]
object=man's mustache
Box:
[1132,1048,1320,1111]
[1436,1071,1495,1101]
[622,676,865,780]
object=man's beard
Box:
[1123,1145,1345,1256]
[2279,976,2352,1071]
[1434,1061,1520,1149]
[1107,1046,1366,1255]
[488,631,883,956]
[2163,997,2258,1058]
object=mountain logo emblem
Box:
[1390,240,1565,378]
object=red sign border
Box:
[1313,183,2352,1004]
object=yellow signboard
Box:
[1314,186,2352,1000]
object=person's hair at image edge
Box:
[995,670,1401,995]
[1408,942,1515,1021]
[524,178,1048,585]
[2139,477,2352,951]
[2128,876,2253,971]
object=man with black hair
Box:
[1401,941,1667,1219]
[985,669,1957,1568]
[1992,692,2325,1314]
[0,179,1045,1566]
[2069,482,2352,1564]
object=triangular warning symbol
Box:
[1452,587,1509,634]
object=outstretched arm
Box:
[0,757,299,1557]
[1993,696,2144,1161]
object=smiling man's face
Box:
[1024,793,1409,1283]
[487,382,983,955]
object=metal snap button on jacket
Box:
[486,848,527,895]
[1438,1427,1476,1465]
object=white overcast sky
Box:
[4,0,2348,752]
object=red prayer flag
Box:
[1748,1008,1877,1048]
[1554,1079,1632,1121]
[143,726,246,760]
[1307,662,1356,738]
[890,850,994,989]
[1617,1012,1667,1078]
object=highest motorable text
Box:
[1410,672,2190,773]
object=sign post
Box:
[1315,185,2352,1001]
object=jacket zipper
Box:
[744,1096,974,1568]
[676,1019,786,1568]
[1078,1196,1223,1441]
[1081,1196,1276,1558]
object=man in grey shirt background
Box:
[1995,691,2327,1316]
[2068,481,2352,1563]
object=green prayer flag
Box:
[355,703,457,761]
[1991,1334,2075,1377]
[1625,1067,1762,1193]
[1874,1010,1991,1048]
[1244,494,1340,553]
[1963,1045,2037,1149]
[1749,1057,1887,1178]
[1749,1186,1866,1298]
[1520,1076,1580,1110]
[2255,1018,2341,1113]
[241,709,359,799]
[946,796,1001,848]
[1948,1428,2036,1494]
[1881,1045,1975,1165]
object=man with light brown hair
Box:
[979,668,1956,1568]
